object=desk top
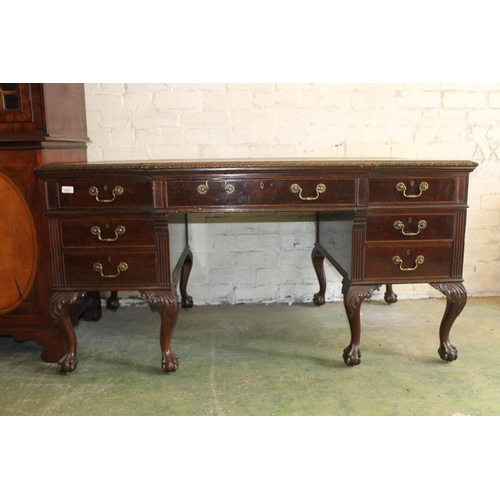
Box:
[36,158,478,176]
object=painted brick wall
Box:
[84,83,500,304]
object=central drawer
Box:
[167,178,356,208]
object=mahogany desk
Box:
[35,159,477,373]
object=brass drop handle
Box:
[396,181,428,198]
[91,225,126,242]
[392,255,425,271]
[393,220,427,236]
[198,178,235,195]
[290,183,326,201]
[93,262,128,278]
[89,185,124,203]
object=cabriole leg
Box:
[312,246,327,306]
[430,282,467,362]
[180,249,194,309]
[143,289,179,373]
[342,281,380,366]
[49,291,86,373]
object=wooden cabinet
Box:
[0,83,91,362]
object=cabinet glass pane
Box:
[0,84,21,110]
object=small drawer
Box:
[60,218,156,248]
[167,179,258,207]
[55,177,153,209]
[167,178,356,208]
[63,251,158,287]
[364,244,452,280]
[366,212,455,241]
[369,176,458,204]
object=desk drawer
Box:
[63,251,157,287]
[369,176,458,204]
[364,244,452,280]
[167,178,356,208]
[55,177,153,209]
[366,212,455,242]
[61,218,156,248]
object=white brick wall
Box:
[84,83,500,304]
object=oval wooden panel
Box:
[0,173,38,314]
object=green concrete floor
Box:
[1,297,499,416]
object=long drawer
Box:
[167,178,357,208]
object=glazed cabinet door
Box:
[0,83,33,124]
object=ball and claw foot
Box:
[162,351,179,373]
[343,344,361,366]
[313,292,325,306]
[438,341,458,362]
[58,352,77,374]
[181,295,194,309]
[384,289,398,305]
[106,294,120,311]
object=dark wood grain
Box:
[35,158,477,371]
